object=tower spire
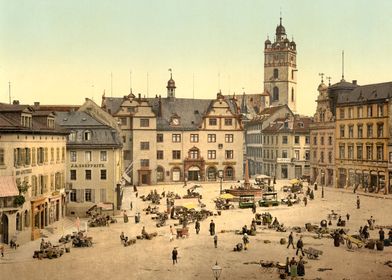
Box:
[341,50,345,81]
[318,73,325,83]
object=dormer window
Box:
[47,118,55,128]
[69,131,76,141]
[84,130,91,141]
[21,114,32,128]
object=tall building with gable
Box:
[102,74,244,185]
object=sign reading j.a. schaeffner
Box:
[70,164,105,168]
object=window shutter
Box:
[91,189,95,203]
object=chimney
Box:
[352,80,357,85]
[12,100,19,105]
[158,95,162,117]
[34,102,40,107]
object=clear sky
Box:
[1,0,391,115]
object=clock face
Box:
[172,118,179,125]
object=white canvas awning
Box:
[0,176,19,197]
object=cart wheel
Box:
[346,240,353,249]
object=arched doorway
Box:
[225,166,235,180]
[157,166,165,182]
[188,166,200,181]
[206,166,217,181]
[1,214,9,244]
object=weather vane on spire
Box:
[168,68,172,79]
[319,73,325,83]
[326,76,332,86]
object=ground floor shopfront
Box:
[336,166,389,194]
[0,193,65,245]
[155,163,238,184]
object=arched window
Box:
[273,69,279,79]
[16,213,22,231]
[273,87,279,101]
[291,88,295,102]
[225,166,234,180]
[157,166,164,182]
[206,166,217,180]
[24,210,30,228]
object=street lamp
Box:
[218,170,224,194]
[212,261,222,280]
[321,170,325,198]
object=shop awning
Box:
[0,176,19,197]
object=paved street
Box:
[1,180,391,280]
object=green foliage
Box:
[14,195,25,206]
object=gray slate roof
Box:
[55,111,122,148]
[337,82,392,105]
[150,98,213,131]
[103,96,239,131]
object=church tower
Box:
[264,17,297,112]
[167,70,176,99]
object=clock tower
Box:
[264,17,297,112]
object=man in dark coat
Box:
[195,220,200,234]
[356,196,360,209]
[297,256,305,276]
[296,236,305,256]
[379,228,385,241]
[287,232,295,249]
[209,220,215,236]
[172,247,178,264]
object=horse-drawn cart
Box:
[303,247,323,259]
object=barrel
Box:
[376,241,384,251]
[366,240,375,250]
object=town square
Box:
[1,1,392,279]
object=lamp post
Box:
[212,261,222,280]
[218,170,224,194]
[321,170,325,198]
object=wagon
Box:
[176,227,189,238]
[303,247,323,259]
[259,260,277,273]
[342,234,365,249]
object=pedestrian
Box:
[289,257,298,280]
[133,185,138,192]
[170,225,176,242]
[130,201,133,211]
[0,244,4,258]
[314,182,318,191]
[285,256,290,275]
[287,232,295,249]
[123,210,129,223]
[195,220,200,234]
[379,228,385,241]
[172,247,178,265]
[309,190,314,200]
[242,233,249,250]
[356,196,360,209]
[388,229,392,241]
[297,256,305,277]
[303,196,307,207]
[214,234,218,248]
[296,236,304,256]
[252,203,257,214]
[346,213,350,221]
[368,216,375,230]
[209,220,215,236]
[136,192,138,198]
